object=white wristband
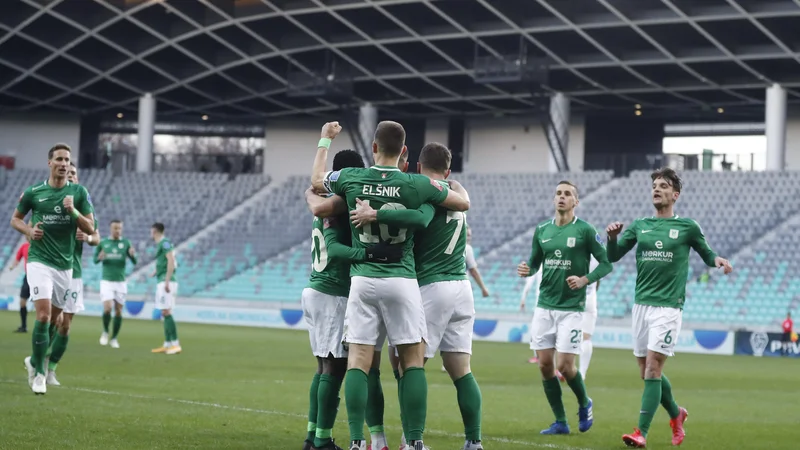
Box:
[87,235,93,244]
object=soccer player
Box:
[310,121,470,450]
[95,219,137,348]
[46,163,101,385]
[9,239,30,333]
[149,222,181,355]
[517,181,611,435]
[465,227,490,298]
[605,167,732,448]
[520,269,542,363]
[13,143,96,394]
[301,149,403,450]
[350,142,483,450]
[781,312,793,357]
[580,256,600,379]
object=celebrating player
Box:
[150,223,181,355]
[606,168,732,448]
[46,163,101,385]
[301,149,403,450]
[351,142,483,450]
[10,238,30,333]
[311,121,470,450]
[96,219,137,348]
[517,181,611,435]
[13,144,96,394]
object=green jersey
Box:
[323,165,449,278]
[607,215,718,309]
[526,217,612,311]
[72,218,99,279]
[94,238,137,282]
[155,237,177,282]
[16,180,94,271]
[308,214,367,297]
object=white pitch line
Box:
[0,379,593,450]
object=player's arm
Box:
[69,187,96,235]
[324,218,402,263]
[415,175,469,212]
[585,229,612,284]
[357,203,435,230]
[439,179,470,211]
[93,244,104,264]
[466,245,490,297]
[690,221,732,273]
[527,229,544,273]
[311,122,342,192]
[305,188,347,218]
[165,250,175,284]
[606,221,637,262]
[127,241,138,264]
[519,271,536,309]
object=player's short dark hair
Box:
[651,167,682,192]
[48,143,71,160]
[110,219,122,225]
[419,142,451,173]
[556,180,579,199]
[151,222,165,233]
[373,121,405,157]
[332,149,364,171]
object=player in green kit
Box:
[149,222,181,355]
[95,219,137,348]
[517,181,612,435]
[302,149,403,450]
[311,121,470,450]
[45,163,101,386]
[350,143,483,450]
[12,144,96,395]
[605,168,732,448]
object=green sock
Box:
[660,374,680,419]
[395,370,408,442]
[31,320,49,376]
[542,376,567,423]
[566,371,590,408]
[638,378,663,437]
[314,374,343,447]
[162,316,171,342]
[48,333,69,371]
[345,368,369,441]
[102,312,111,333]
[165,315,179,341]
[111,315,123,339]
[307,373,321,442]
[401,367,427,442]
[366,368,385,434]
[454,373,482,442]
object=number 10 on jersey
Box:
[357,200,408,244]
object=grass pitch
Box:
[1,312,798,449]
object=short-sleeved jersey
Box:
[414,180,468,286]
[16,180,94,271]
[323,165,449,278]
[607,216,717,309]
[155,237,177,282]
[72,218,98,279]
[526,217,611,312]
[96,238,135,282]
[308,216,353,297]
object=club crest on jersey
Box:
[381,173,387,179]
[323,217,337,229]
[567,237,576,248]
[669,229,679,239]
[430,178,443,191]
[118,243,123,249]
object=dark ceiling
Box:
[2,0,800,121]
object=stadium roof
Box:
[2,0,800,121]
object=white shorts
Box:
[26,262,72,308]
[582,292,598,336]
[302,288,349,359]
[63,278,85,314]
[632,304,683,357]
[421,280,475,359]
[100,280,128,304]
[529,307,584,354]
[344,276,426,347]
[155,281,178,310]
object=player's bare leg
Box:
[110,301,124,348]
[579,333,593,379]
[312,356,347,450]
[624,354,687,447]
[441,352,482,450]
[366,351,388,450]
[46,312,73,386]
[536,348,569,434]
[345,343,375,450]
[100,299,112,345]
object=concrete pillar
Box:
[358,103,378,165]
[136,93,156,173]
[548,92,570,172]
[765,83,787,171]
